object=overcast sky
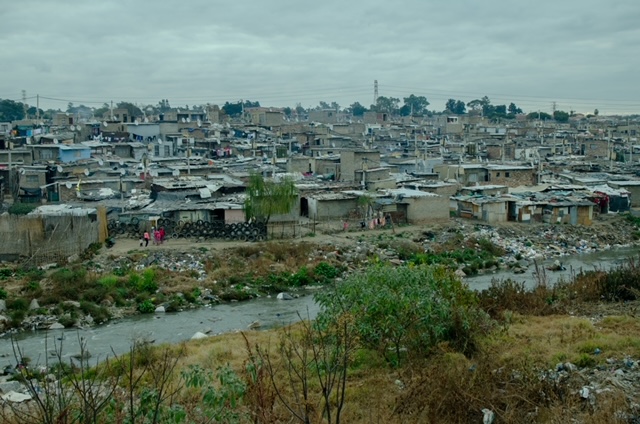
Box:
[2,0,639,115]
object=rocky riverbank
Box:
[0,214,638,337]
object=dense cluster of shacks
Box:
[0,106,638,233]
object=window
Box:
[496,172,501,177]
[505,172,510,178]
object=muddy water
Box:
[0,294,319,364]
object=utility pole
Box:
[628,118,633,164]
[110,100,114,121]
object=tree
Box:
[494,105,507,115]
[222,101,243,117]
[553,110,570,122]
[445,99,466,114]
[157,99,172,112]
[454,100,466,114]
[283,106,292,117]
[244,174,298,225]
[526,111,552,121]
[348,102,367,117]
[93,103,110,118]
[26,106,44,118]
[372,96,400,114]
[508,102,523,115]
[594,108,599,116]
[402,95,429,116]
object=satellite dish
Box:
[53,138,59,144]
[19,168,25,175]
[56,165,63,172]
[144,117,149,123]
[83,168,90,176]
[186,117,191,123]
[70,125,76,131]
[65,112,70,116]
[172,169,180,177]
[65,182,72,189]
[119,159,124,166]
[134,120,139,125]
[181,118,186,123]
[158,138,162,144]
[103,121,108,127]
[120,168,126,176]
[75,124,82,131]
[98,159,104,166]
[197,119,202,127]
[39,121,44,126]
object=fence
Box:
[0,209,106,266]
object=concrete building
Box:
[340,150,381,183]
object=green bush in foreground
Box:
[315,264,490,366]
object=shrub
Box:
[289,267,312,287]
[79,301,111,323]
[316,264,488,365]
[139,268,159,293]
[477,279,560,318]
[7,297,29,311]
[0,287,7,300]
[98,275,118,289]
[313,262,340,281]
[51,267,87,286]
[137,299,155,314]
[8,202,38,215]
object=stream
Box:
[1,246,638,366]
[0,294,319,365]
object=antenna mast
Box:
[22,90,27,118]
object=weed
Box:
[574,353,597,368]
[137,299,155,314]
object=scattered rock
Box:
[29,299,40,310]
[0,300,6,313]
[48,322,65,330]
[154,306,166,313]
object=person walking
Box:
[143,231,150,247]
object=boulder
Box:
[276,292,293,301]
[0,299,6,313]
[191,332,208,340]
[29,299,40,310]
[0,380,24,394]
[1,391,31,403]
[49,322,65,330]
[154,306,166,313]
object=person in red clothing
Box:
[159,227,166,244]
